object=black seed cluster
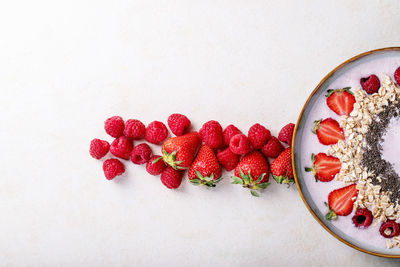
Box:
[361,101,400,204]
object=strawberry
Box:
[313,118,344,145]
[325,184,358,220]
[305,153,341,182]
[326,87,356,116]
[231,151,270,197]
[270,148,294,186]
[161,132,201,169]
[188,145,222,187]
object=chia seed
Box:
[361,101,400,204]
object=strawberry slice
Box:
[313,118,344,145]
[305,153,341,182]
[325,184,358,220]
[326,87,356,116]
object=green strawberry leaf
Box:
[304,167,313,172]
[257,182,270,189]
[231,176,244,184]
[190,179,202,185]
[250,190,259,197]
[255,173,266,184]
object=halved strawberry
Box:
[313,118,344,145]
[305,153,341,182]
[325,184,358,220]
[326,87,356,116]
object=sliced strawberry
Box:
[326,87,356,116]
[313,118,344,145]
[305,153,341,182]
[326,184,358,220]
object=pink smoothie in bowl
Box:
[293,48,400,257]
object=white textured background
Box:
[1,0,400,266]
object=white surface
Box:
[1,0,400,266]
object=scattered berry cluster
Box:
[90,114,295,197]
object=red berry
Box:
[217,147,240,171]
[160,167,183,189]
[146,155,167,175]
[261,137,284,158]
[89,138,110,159]
[352,208,373,228]
[380,220,400,238]
[145,121,168,144]
[229,134,251,155]
[223,125,242,147]
[131,143,152,164]
[110,136,133,160]
[167,113,191,136]
[103,159,125,180]
[248,123,271,149]
[124,119,146,139]
[395,67,400,85]
[313,118,344,145]
[199,120,223,149]
[278,123,295,146]
[360,74,380,94]
[104,116,125,138]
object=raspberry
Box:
[223,124,242,146]
[103,159,125,180]
[89,138,110,159]
[160,167,183,189]
[167,113,191,136]
[360,74,380,94]
[110,136,133,160]
[217,148,240,171]
[104,116,125,138]
[199,120,223,149]
[394,67,400,85]
[229,134,251,155]
[278,123,295,145]
[124,119,146,139]
[379,220,400,238]
[145,121,168,144]
[247,123,271,149]
[352,208,373,228]
[131,143,152,164]
[146,155,167,175]
[261,137,284,158]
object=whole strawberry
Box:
[231,151,270,197]
[188,145,222,188]
[162,132,201,169]
[199,120,223,149]
[270,148,294,186]
[160,167,183,189]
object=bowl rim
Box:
[292,46,400,258]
